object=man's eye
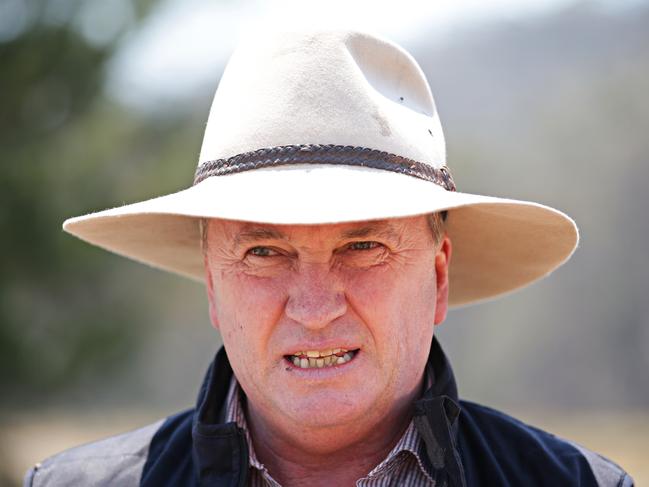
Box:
[247,246,278,257]
[348,241,380,251]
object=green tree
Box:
[0,0,169,406]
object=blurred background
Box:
[1,0,648,484]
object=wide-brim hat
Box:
[63,29,578,307]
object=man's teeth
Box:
[289,349,356,368]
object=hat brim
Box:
[63,164,578,306]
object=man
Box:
[25,30,632,486]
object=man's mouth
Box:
[285,348,359,369]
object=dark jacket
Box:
[24,338,633,486]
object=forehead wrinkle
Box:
[233,226,288,247]
[340,221,400,241]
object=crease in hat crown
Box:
[62,27,579,307]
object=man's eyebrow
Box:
[340,221,399,240]
[233,227,287,246]
[231,222,399,247]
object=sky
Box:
[105,0,635,110]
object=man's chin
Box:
[277,389,382,431]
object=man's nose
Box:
[285,264,347,329]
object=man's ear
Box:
[433,235,452,325]
[204,251,220,331]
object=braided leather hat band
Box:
[194,144,457,192]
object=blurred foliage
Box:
[0,0,205,407]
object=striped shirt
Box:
[225,376,436,487]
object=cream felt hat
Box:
[63,29,578,306]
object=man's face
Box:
[204,215,451,433]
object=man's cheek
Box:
[345,273,395,312]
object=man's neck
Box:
[245,383,422,487]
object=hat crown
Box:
[198,29,446,169]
